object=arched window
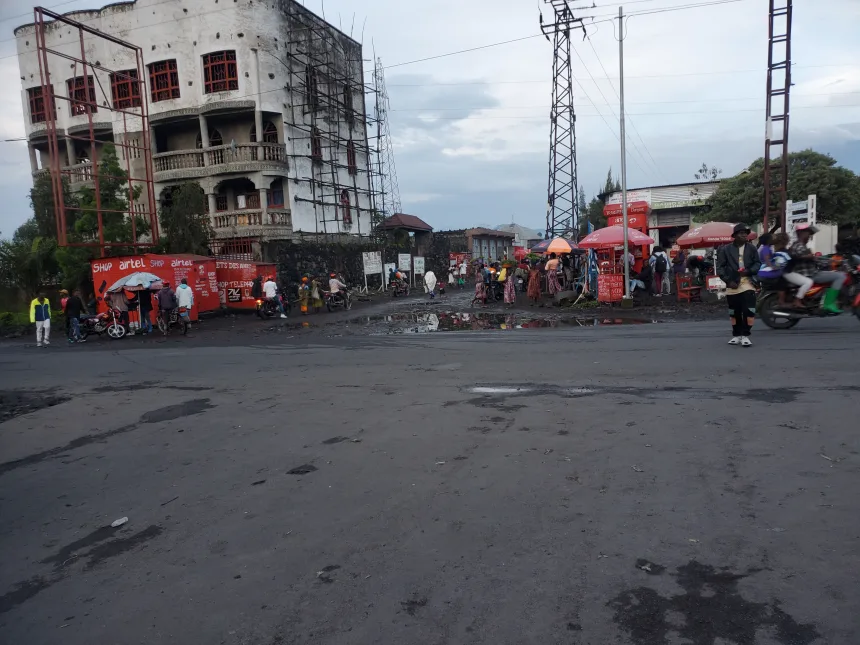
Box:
[250,121,278,143]
[340,189,352,225]
[311,128,322,160]
[196,129,223,148]
[346,140,357,175]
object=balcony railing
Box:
[33,162,95,185]
[153,143,287,174]
[212,208,292,231]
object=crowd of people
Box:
[466,253,580,308]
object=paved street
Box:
[1,310,858,644]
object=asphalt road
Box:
[1,306,858,645]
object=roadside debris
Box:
[288,464,317,475]
[110,517,128,528]
[160,496,179,507]
[632,465,644,473]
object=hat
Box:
[59,289,69,295]
[732,223,752,236]
[796,224,819,235]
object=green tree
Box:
[695,162,723,182]
[57,143,148,288]
[157,183,213,254]
[705,150,860,227]
[0,222,59,298]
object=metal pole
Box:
[619,6,631,300]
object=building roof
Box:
[466,227,516,239]
[494,223,544,241]
[377,213,433,232]
[597,180,720,203]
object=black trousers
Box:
[727,290,756,337]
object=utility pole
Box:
[762,0,792,232]
[540,1,586,240]
[618,6,631,301]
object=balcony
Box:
[153,143,288,182]
[211,207,292,241]
[32,162,96,189]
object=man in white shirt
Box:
[328,273,350,307]
[263,276,287,318]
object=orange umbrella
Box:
[544,237,582,255]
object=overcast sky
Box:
[1,0,858,237]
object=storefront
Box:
[602,198,651,273]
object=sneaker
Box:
[37,342,43,347]
[44,340,50,346]
[728,337,741,345]
[280,314,287,319]
[741,337,752,347]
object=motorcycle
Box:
[488,280,504,302]
[324,288,352,312]
[758,255,860,329]
[157,308,189,336]
[390,280,410,298]
[79,307,126,340]
[256,294,291,319]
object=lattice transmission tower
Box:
[371,57,401,229]
[762,0,793,232]
[540,1,586,239]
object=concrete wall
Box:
[15,0,373,238]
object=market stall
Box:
[579,226,655,302]
[603,201,651,272]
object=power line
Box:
[384,34,544,70]
[383,64,851,86]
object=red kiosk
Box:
[603,200,652,273]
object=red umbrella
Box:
[676,222,758,248]
[513,247,528,260]
[578,226,654,249]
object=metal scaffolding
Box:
[281,3,378,239]
[371,57,402,228]
[540,1,585,240]
[33,6,158,256]
[762,0,793,232]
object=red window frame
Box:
[67,76,97,116]
[111,69,142,109]
[340,189,352,225]
[203,51,238,94]
[148,60,180,103]
[346,140,357,175]
[27,86,55,124]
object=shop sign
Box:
[597,273,624,303]
[413,257,425,275]
[397,253,411,272]
[362,251,382,275]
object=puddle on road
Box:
[348,312,653,334]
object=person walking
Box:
[156,282,177,334]
[59,289,70,337]
[30,291,52,347]
[717,223,761,347]
[527,260,542,306]
[472,264,487,307]
[650,247,671,296]
[63,289,88,343]
[503,264,517,307]
[138,288,154,334]
[424,270,438,299]
[176,278,195,332]
[111,289,131,332]
[310,276,324,313]
[545,252,562,296]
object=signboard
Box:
[707,276,726,292]
[606,189,651,205]
[449,252,470,267]
[91,254,222,323]
[362,251,382,275]
[215,260,276,310]
[397,253,411,272]
[786,195,817,250]
[597,273,624,303]
[607,213,647,228]
[413,257,425,275]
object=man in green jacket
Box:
[29,291,51,347]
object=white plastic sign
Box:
[413,257,425,275]
[362,251,382,275]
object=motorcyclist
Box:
[786,224,846,313]
[251,274,263,300]
[329,272,349,305]
[263,275,287,318]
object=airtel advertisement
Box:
[91,254,220,322]
[604,201,650,229]
[215,261,276,310]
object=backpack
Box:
[655,254,668,274]
[251,279,263,299]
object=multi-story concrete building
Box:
[14,0,374,259]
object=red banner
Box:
[597,273,625,303]
[91,254,220,321]
[215,261,276,309]
[604,200,649,229]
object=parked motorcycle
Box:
[256,295,291,319]
[324,288,352,312]
[390,280,410,298]
[758,255,860,329]
[488,280,505,302]
[157,308,189,336]
[79,308,126,340]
